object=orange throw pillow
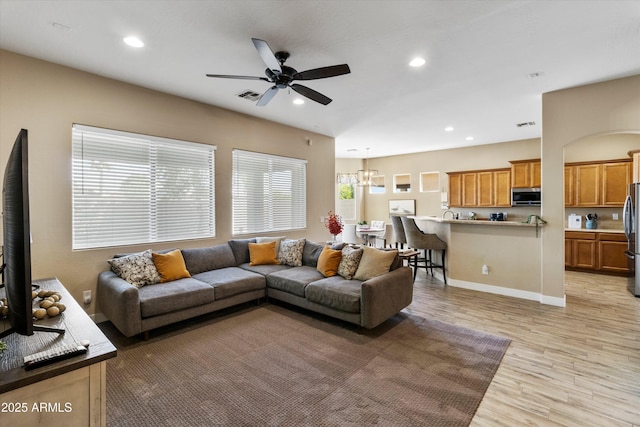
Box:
[248,241,279,266]
[152,249,191,283]
[317,246,343,277]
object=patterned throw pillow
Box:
[108,249,161,288]
[338,245,364,280]
[278,239,306,267]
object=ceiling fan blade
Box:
[293,64,351,81]
[251,38,282,74]
[256,86,279,106]
[290,84,332,105]
[206,74,270,82]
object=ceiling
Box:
[1,1,639,158]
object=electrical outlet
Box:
[83,290,92,305]
[613,213,619,220]
[482,265,489,275]
[320,216,326,223]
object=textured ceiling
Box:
[1,0,639,158]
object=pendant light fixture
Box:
[357,148,378,187]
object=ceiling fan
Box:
[206,38,350,106]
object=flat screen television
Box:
[0,129,64,338]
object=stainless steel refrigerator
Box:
[624,183,640,297]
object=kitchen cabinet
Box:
[462,172,477,206]
[564,166,575,207]
[449,173,462,206]
[566,231,598,270]
[629,149,640,183]
[510,159,541,188]
[598,233,629,274]
[565,159,631,207]
[602,162,631,205]
[565,231,631,275]
[447,168,511,208]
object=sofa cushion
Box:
[138,277,214,318]
[108,249,161,288]
[277,238,306,267]
[353,246,398,281]
[337,246,364,280]
[181,244,237,275]
[239,263,291,276]
[228,238,256,265]
[302,240,324,267]
[192,267,266,300]
[317,246,343,277]
[249,242,279,266]
[266,266,325,297]
[152,250,191,283]
[305,277,362,313]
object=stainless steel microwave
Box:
[511,188,541,206]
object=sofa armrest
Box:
[360,266,413,329]
[97,270,142,337]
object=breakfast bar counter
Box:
[408,215,551,304]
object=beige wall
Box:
[542,74,640,300]
[0,50,336,314]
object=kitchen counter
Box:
[565,228,624,233]
[411,215,545,228]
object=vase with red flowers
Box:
[325,211,343,243]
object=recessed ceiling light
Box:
[409,57,426,67]
[444,126,454,132]
[293,98,305,105]
[123,36,144,48]
[465,136,474,141]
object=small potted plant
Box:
[325,211,344,243]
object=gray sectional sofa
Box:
[97,239,413,338]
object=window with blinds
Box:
[232,149,306,235]
[72,124,215,249]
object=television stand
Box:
[0,325,65,339]
[0,277,117,427]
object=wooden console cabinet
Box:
[0,278,116,427]
[565,231,631,275]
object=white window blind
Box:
[232,149,306,235]
[72,124,215,249]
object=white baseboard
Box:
[431,272,566,307]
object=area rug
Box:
[103,304,510,426]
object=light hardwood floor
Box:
[405,270,640,427]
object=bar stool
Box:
[390,215,407,249]
[400,216,447,284]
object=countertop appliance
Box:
[623,183,639,297]
[511,187,541,206]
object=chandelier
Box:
[336,148,378,186]
[357,148,378,186]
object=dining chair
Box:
[367,220,386,247]
[390,215,407,249]
[400,216,447,283]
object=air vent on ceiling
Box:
[516,121,536,127]
[236,90,261,102]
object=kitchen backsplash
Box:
[564,207,624,230]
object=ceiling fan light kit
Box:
[207,38,350,106]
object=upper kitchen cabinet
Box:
[510,159,541,188]
[447,168,510,208]
[565,159,631,207]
